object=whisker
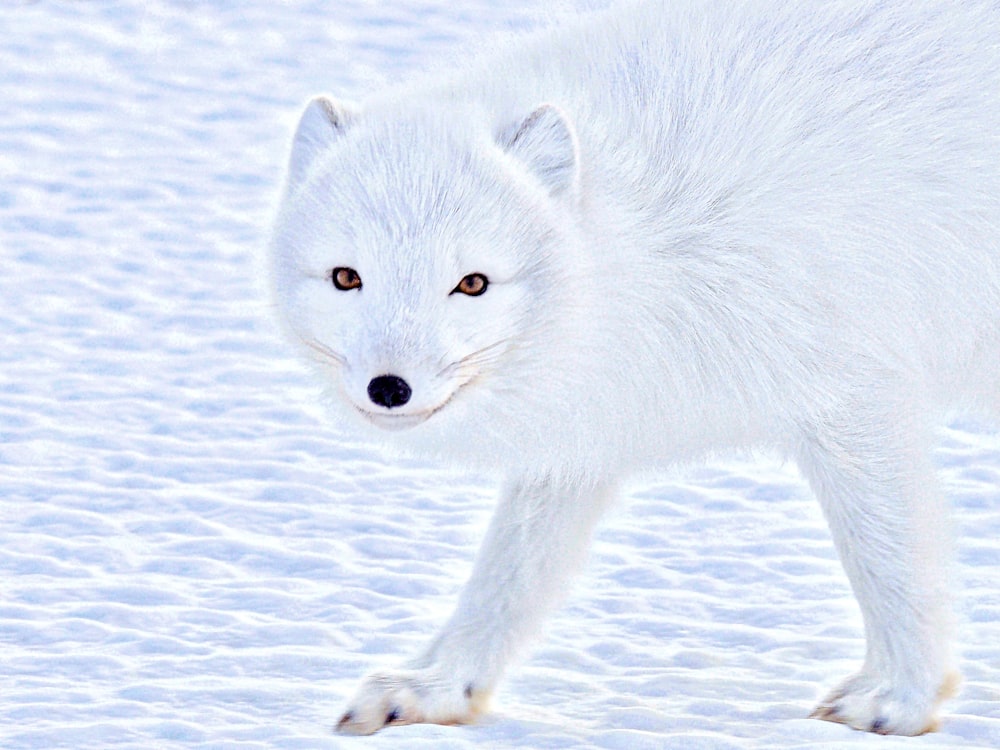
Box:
[301,336,347,366]
[437,338,514,377]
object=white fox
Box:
[268,0,1000,737]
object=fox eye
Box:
[331,267,362,291]
[452,273,489,297]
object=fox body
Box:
[269,0,1000,737]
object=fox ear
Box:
[499,104,579,197]
[287,96,356,184]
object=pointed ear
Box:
[498,104,579,197]
[287,96,357,185]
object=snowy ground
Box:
[2,2,999,748]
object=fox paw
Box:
[336,668,491,735]
[810,670,959,735]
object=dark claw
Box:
[809,702,842,722]
[385,707,400,725]
[336,711,354,730]
[464,683,474,700]
[871,717,888,733]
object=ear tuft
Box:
[498,104,579,197]
[287,96,357,185]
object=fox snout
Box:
[367,374,412,409]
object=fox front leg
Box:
[336,475,615,735]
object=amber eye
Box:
[331,267,362,291]
[452,273,489,297]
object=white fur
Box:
[268,0,1000,737]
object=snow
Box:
[1,1,998,748]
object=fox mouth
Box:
[355,407,436,431]
[354,389,460,431]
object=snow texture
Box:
[1,1,998,748]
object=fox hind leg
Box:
[798,401,957,735]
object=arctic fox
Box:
[268,0,1000,737]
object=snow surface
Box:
[1,1,998,748]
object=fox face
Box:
[269,98,582,437]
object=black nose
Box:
[367,374,412,409]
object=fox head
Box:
[269,95,591,456]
